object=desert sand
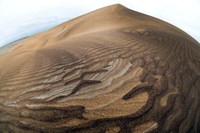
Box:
[0,4,200,133]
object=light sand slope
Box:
[0,4,200,133]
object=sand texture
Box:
[0,4,200,133]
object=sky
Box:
[0,0,200,47]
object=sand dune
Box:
[0,4,200,133]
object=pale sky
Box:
[0,0,200,47]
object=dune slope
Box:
[0,4,200,133]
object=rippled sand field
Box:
[0,4,200,133]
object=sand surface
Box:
[0,4,200,133]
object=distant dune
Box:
[0,4,200,133]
